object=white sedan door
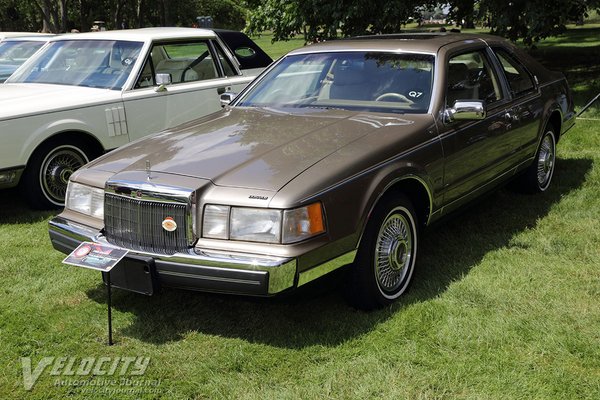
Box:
[122,39,243,142]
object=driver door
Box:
[439,48,512,210]
[122,39,232,141]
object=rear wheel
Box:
[21,140,91,209]
[517,127,557,193]
[347,194,418,310]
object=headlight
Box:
[203,204,230,239]
[201,202,325,244]
[65,181,104,219]
[231,208,281,243]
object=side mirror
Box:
[220,92,237,107]
[445,100,486,123]
[155,73,171,92]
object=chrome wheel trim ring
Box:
[39,145,88,205]
[537,131,556,191]
[374,206,417,299]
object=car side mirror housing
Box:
[445,100,486,123]
[155,73,172,92]
[220,92,237,107]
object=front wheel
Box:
[21,140,91,209]
[346,194,419,310]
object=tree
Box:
[246,0,432,43]
[0,0,247,33]
[478,0,590,45]
[449,0,476,29]
[246,0,600,45]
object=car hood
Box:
[0,83,119,120]
[87,107,426,192]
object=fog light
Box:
[0,170,17,184]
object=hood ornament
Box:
[146,159,151,181]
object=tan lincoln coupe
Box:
[49,33,575,309]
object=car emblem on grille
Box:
[162,217,177,232]
[132,190,143,198]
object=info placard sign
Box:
[63,242,129,272]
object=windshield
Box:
[237,52,435,114]
[0,40,47,82]
[0,40,45,64]
[8,39,143,90]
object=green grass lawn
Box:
[1,28,599,399]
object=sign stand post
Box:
[61,242,129,346]
[107,271,113,346]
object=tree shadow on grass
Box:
[85,157,593,349]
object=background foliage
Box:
[1,0,600,45]
[0,0,246,33]
[247,0,600,44]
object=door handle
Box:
[217,87,226,95]
[504,111,519,122]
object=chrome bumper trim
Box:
[297,250,357,287]
[48,216,297,295]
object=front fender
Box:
[0,105,130,170]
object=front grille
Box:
[104,193,189,255]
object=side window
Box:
[493,49,535,97]
[213,42,238,77]
[134,40,219,88]
[446,50,503,107]
[134,56,154,88]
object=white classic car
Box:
[0,27,272,208]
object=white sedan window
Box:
[135,40,219,88]
[9,39,142,90]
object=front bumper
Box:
[49,216,298,296]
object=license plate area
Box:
[103,255,158,296]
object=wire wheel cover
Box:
[537,133,555,187]
[374,211,413,294]
[40,146,87,203]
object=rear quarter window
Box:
[493,48,536,97]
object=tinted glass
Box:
[8,40,142,90]
[494,49,535,96]
[213,42,237,76]
[0,40,46,81]
[158,41,216,84]
[237,52,434,114]
[446,50,503,106]
[0,40,45,62]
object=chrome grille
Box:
[104,193,189,255]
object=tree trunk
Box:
[49,0,61,32]
[136,0,144,28]
[113,1,124,30]
[463,14,475,29]
[159,0,166,26]
[59,0,68,32]
[35,0,57,33]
